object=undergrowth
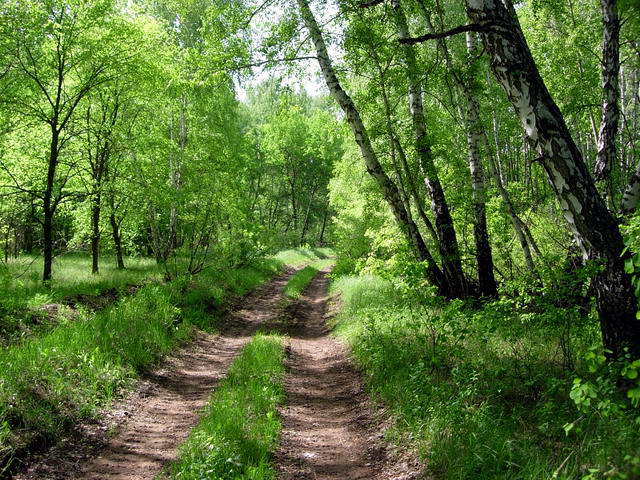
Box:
[165,333,285,480]
[330,274,640,480]
[0,254,160,344]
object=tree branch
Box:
[359,0,384,7]
[399,23,488,44]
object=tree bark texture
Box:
[110,212,125,270]
[464,31,498,297]
[594,0,621,182]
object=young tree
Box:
[1,0,128,281]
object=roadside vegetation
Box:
[330,273,640,479]
[165,333,286,480]
[0,255,160,345]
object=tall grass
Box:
[330,275,640,480]
[0,254,160,343]
[166,334,286,480]
[0,285,188,473]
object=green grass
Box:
[271,247,334,267]
[0,283,188,474]
[0,255,288,474]
[330,274,640,480]
[165,333,286,480]
[0,254,160,344]
[282,258,335,299]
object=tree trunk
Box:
[91,191,101,274]
[319,207,328,245]
[392,0,468,298]
[464,32,498,297]
[466,0,640,357]
[594,0,621,182]
[110,212,125,270]
[42,125,59,283]
[299,183,316,245]
[296,0,449,296]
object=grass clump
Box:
[330,274,640,480]
[283,258,334,299]
[166,333,286,480]
[0,283,189,472]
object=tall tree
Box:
[1,0,128,281]
[456,0,639,357]
[295,0,449,296]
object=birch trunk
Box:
[594,0,621,182]
[464,31,498,297]
[466,0,640,357]
[391,0,468,298]
[296,0,448,296]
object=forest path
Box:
[12,268,295,480]
[274,270,389,480]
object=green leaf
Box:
[626,258,634,274]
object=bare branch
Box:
[399,23,488,45]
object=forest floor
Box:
[11,265,420,480]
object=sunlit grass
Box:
[283,258,335,299]
[271,247,334,267]
[0,254,288,473]
[166,334,286,480]
[0,254,161,345]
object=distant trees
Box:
[0,0,342,282]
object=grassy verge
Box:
[330,274,640,480]
[0,257,286,475]
[283,258,335,299]
[0,255,160,344]
[164,333,286,480]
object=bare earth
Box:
[13,267,422,480]
[275,269,417,480]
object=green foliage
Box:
[166,334,285,480]
[331,273,640,480]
